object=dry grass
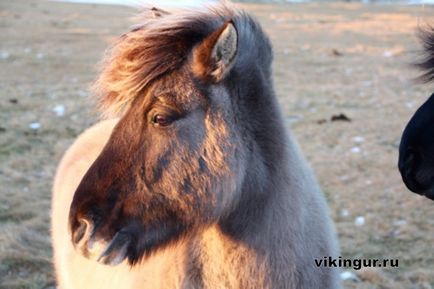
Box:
[0,0,433,288]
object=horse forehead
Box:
[151,71,207,107]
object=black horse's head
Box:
[399,27,434,200]
[399,93,434,200]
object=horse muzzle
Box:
[71,218,131,266]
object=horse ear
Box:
[192,21,238,83]
[150,7,170,18]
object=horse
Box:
[399,27,434,201]
[51,4,341,289]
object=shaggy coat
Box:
[52,4,341,289]
[399,27,434,200]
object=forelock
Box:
[92,3,239,118]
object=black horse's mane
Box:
[417,27,434,83]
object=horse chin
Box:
[400,166,434,201]
[423,187,434,201]
[407,183,434,201]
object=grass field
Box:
[0,0,433,288]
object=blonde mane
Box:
[92,4,238,117]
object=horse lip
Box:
[96,231,130,266]
[74,231,130,266]
[407,184,434,201]
[85,237,110,259]
[422,187,434,201]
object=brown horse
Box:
[51,4,341,289]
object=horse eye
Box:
[152,114,172,127]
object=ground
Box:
[0,1,433,288]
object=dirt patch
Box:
[0,1,433,288]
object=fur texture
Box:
[52,3,341,289]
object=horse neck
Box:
[218,91,308,250]
[211,127,310,289]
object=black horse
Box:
[399,27,434,200]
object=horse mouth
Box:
[399,152,434,201]
[421,187,434,201]
[72,218,130,266]
[403,177,434,201]
[95,232,131,265]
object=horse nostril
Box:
[72,218,90,245]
